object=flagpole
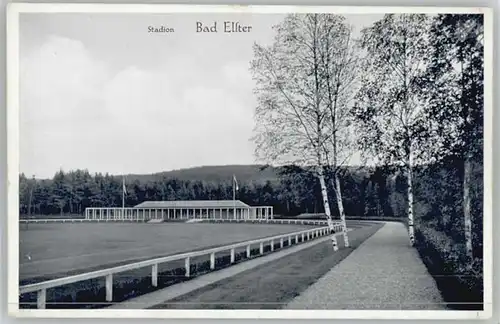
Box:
[122,176,125,219]
[233,175,236,219]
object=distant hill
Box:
[124,164,281,184]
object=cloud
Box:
[20,35,257,178]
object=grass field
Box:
[19,222,313,283]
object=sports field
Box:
[19,222,312,283]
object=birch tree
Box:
[353,14,432,246]
[250,14,356,250]
[422,14,484,262]
[318,16,360,248]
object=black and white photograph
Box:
[7,4,493,319]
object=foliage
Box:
[353,14,434,166]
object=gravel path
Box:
[285,222,446,310]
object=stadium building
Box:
[84,200,274,221]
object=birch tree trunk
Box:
[461,46,473,263]
[334,173,349,247]
[407,152,415,246]
[463,151,473,261]
[317,165,339,252]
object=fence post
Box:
[288,236,292,246]
[210,252,215,270]
[270,240,274,251]
[259,242,264,254]
[301,233,305,242]
[295,234,299,244]
[230,248,235,263]
[185,257,190,277]
[105,274,113,302]
[246,245,251,258]
[37,289,46,309]
[152,264,158,287]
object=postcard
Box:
[6,3,493,320]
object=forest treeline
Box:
[19,159,483,244]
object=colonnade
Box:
[84,206,274,221]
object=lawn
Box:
[19,222,313,283]
[19,221,379,309]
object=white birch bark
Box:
[463,156,473,261]
[334,173,349,247]
[407,149,415,246]
[317,165,339,252]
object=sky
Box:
[19,12,384,179]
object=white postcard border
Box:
[6,3,494,320]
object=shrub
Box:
[415,226,483,310]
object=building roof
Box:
[134,200,251,209]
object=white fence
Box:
[19,218,330,226]
[205,218,329,226]
[19,223,341,309]
[20,219,87,224]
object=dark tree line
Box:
[20,167,393,217]
[19,160,482,233]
